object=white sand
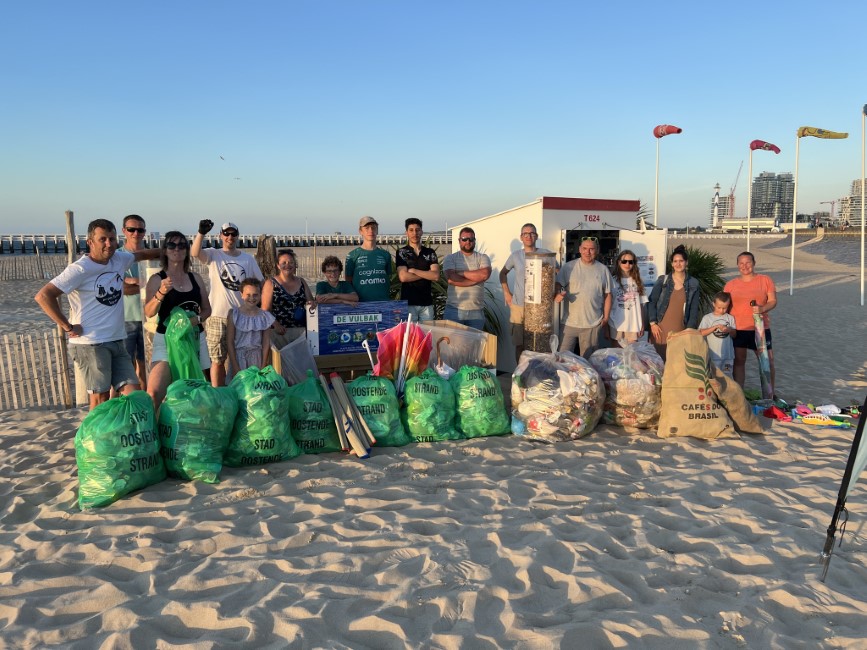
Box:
[1,237,866,648]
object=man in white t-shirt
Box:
[191,219,263,386]
[499,222,554,362]
[34,218,160,409]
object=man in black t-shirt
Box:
[396,218,440,322]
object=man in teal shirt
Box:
[345,216,393,302]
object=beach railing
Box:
[0,331,75,411]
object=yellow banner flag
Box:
[797,126,848,139]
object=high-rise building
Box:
[750,172,794,223]
[839,178,866,227]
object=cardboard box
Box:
[307,300,408,356]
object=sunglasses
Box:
[165,241,189,250]
[520,232,537,237]
[125,227,146,234]
[460,237,475,242]
[222,230,239,237]
[620,259,635,265]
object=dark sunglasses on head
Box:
[222,230,239,237]
[460,237,475,242]
[620,259,635,265]
[125,227,146,234]
[165,241,189,250]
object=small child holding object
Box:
[699,291,737,377]
[227,278,275,373]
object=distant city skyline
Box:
[1,2,864,235]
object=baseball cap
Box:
[359,216,378,228]
[221,222,239,233]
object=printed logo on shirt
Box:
[219,262,248,291]
[94,272,124,307]
[177,300,201,315]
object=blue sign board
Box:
[307,300,409,356]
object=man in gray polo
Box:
[443,227,491,330]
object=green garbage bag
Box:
[450,366,510,438]
[165,306,205,381]
[401,368,462,443]
[157,379,239,482]
[348,373,410,447]
[225,366,300,467]
[74,391,165,509]
[286,370,342,453]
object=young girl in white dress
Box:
[227,278,275,373]
[608,249,648,346]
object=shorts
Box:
[69,340,139,395]
[205,316,228,361]
[124,321,145,361]
[509,304,524,343]
[151,331,211,369]
[733,328,773,351]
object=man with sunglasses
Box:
[443,227,491,330]
[192,219,263,386]
[554,237,613,359]
[499,223,553,362]
[34,218,160,409]
[121,214,149,390]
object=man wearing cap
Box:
[34,218,160,409]
[192,219,263,386]
[396,218,440,322]
[345,216,393,302]
[442,227,491,331]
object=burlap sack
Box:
[709,366,764,434]
[656,329,738,439]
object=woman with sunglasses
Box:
[646,244,700,361]
[144,231,212,411]
[261,249,314,348]
[608,250,648,346]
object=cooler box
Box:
[307,300,408,356]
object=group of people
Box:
[35,214,777,414]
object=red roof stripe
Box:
[541,196,640,212]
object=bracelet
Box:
[63,324,73,333]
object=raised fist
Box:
[198,219,214,235]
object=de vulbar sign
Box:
[307,301,408,355]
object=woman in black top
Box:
[144,231,211,412]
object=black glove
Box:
[198,219,214,235]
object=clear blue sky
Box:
[2,1,864,234]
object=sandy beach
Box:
[1,236,866,648]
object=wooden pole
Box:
[60,210,75,408]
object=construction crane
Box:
[820,200,837,226]
[729,160,743,220]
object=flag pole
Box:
[654,138,660,228]
[790,134,800,296]
[747,150,754,252]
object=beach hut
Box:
[451,196,668,372]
